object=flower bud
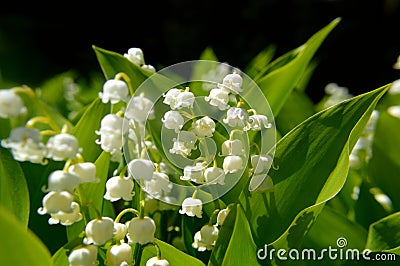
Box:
[221,139,244,156]
[68,162,99,183]
[128,159,155,181]
[124,47,144,66]
[68,245,98,266]
[104,176,135,202]
[84,217,115,246]
[106,243,133,266]
[0,89,26,118]
[146,256,170,266]
[223,155,243,174]
[44,170,80,194]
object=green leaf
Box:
[140,239,206,266]
[219,204,259,266]
[365,212,400,253]
[256,17,340,116]
[244,44,276,78]
[0,205,52,266]
[71,98,110,162]
[93,45,153,91]
[211,84,389,265]
[0,147,30,227]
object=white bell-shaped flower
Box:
[221,139,244,156]
[179,197,202,218]
[106,243,133,266]
[162,88,181,109]
[48,202,82,226]
[162,110,184,133]
[113,222,128,241]
[68,162,99,183]
[244,114,272,131]
[84,217,115,246]
[204,167,225,185]
[191,116,215,138]
[176,90,195,109]
[388,105,400,119]
[216,208,230,226]
[218,72,243,94]
[180,163,205,183]
[192,224,219,251]
[223,155,243,174]
[146,257,170,266]
[248,174,274,193]
[169,130,197,157]
[126,216,156,245]
[128,158,155,181]
[95,132,123,156]
[205,88,230,111]
[142,64,156,72]
[145,172,172,196]
[96,113,126,136]
[124,47,144,66]
[0,89,27,118]
[1,126,47,164]
[223,107,249,128]
[388,79,400,95]
[251,154,273,174]
[99,79,129,104]
[37,191,75,215]
[43,170,81,194]
[104,176,135,202]
[125,94,155,122]
[68,245,98,266]
[46,133,80,161]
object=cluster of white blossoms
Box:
[161,71,275,252]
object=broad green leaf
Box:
[365,212,400,253]
[0,205,52,266]
[211,85,389,265]
[71,97,110,162]
[245,44,276,78]
[256,18,340,116]
[302,206,368,264]
[275,90,315,135]
[0,147,30,227]
[93,45,153,91]
[140,239,206,266]
[220,204,259,266]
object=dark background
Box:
[0,0,399,102]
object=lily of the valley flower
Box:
[144,172,172,196]
[191,116,215,138]
[37,191,75,215]
[128,158,155,181]
[179,197,203,218]
[48,202,82,226]
[205,88,230,110]
[104,176,135,202]
[146,257,170,266]
[84,217,115,246]
[43,170,81,194]
[68,245,98,266]
[223,107,249,128]
[221,139,244,156]
[125,94,155,122]
[204,167,225,185]
[163,88,195,110]
[98,79,129,104]
[113,222,128,241]
[251,154,273,174]
[162,110,185,133]
[169,130,197,157]
[106,243,133,266]
[222,155,244,174]
[0,89,27,118]
[126,216,156,245]
[216,208,230,226]
[68,162,99,183]
[95,114,127,160]
[124,47,144,66]
[46,133,80,161]
[218,72,243,94]
[180,163,205,183]
[244,114,272,131]
[192,224,219,252]
[1,126,47,164]
[142,64,156,72]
